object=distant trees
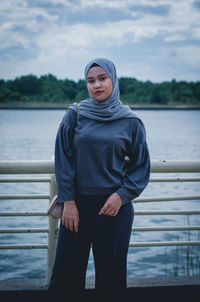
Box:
[0,74,199,106]
[119,78,200,105]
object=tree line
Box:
[0,74,200,106]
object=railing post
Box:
[46,174,58,284]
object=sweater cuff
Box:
[116,188,133,205]
[57,192,75,203]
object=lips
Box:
[95,90,104,95]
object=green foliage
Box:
[15,75,41,96]
[0,74,199,105]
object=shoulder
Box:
[123,115,145,128]
[126,116,146,138]
[121,106,145,127]
[61,108,76,125]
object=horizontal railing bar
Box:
[130,241,200,247]
[0,212,47,216]
[1,226,199,234]
[135,210,200,215]
[0,195,198,204]
[134,195,200,203]
[132,226,200,231]
[0,210,199,217]
[0,160,200,174]
[1,195,199,202]
[0,244,48,250]
[151,160,200,173]
[1,242,199,249]
[0,228,49,234]
[0,160,54,174]
[0,177,51,183]
[0,177,199,183]
[150,177,200,182]
[0,241,199,250]
[0,194,50,200]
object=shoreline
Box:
[0,103,200,110]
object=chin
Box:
[96,99,106,102]
[93,96,106,102]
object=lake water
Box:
[0,109,200,281]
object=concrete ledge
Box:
[128,276,200,287]
[1,276,200,290]
[0,278,47,291]
[0,277,200,302]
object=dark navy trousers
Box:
[46,194,134,302]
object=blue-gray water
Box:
[0,109,200,281]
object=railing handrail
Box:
[0,159,200,174]
[0,159,200,282]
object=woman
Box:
[46,58,150,302]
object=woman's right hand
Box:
[62,201,79,232]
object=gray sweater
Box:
[55,108,150,205]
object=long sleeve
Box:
[116,119,150,205]
[54,109,77,203]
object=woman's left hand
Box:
[99,192,122,217]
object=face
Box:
[86,66,113,102]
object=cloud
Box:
[0,1,197,47]
[128,4,170,16]
[0,0,200,81]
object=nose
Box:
[94,80,101,88]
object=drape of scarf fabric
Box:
[69,58,138,122]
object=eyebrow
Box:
[86,73,107,79]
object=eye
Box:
[99,76,107,81]
[87,79,94,84]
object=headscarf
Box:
[69,58,138,122]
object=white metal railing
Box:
[0,159,200,282]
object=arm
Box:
[54,109,79,231]
[116,118,150,205]
[55,109,77,202]
[99,118,150,216]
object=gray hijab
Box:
[69,58,137,122]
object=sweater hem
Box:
[77,186,119,196]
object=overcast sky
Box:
[0,0,200,82]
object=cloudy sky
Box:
[0,0,200,82]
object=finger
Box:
[68,219,74,232]
[112,209,119,216]
[74,217,79,233]
[62,216,67,228]
[110,210,115,216]
[64,219,69,230]
[104,208,113,215]
[62,212,68,229]
[101,208,114,216]
[110,206,121,216]
[99,204,109,215]
[66,222,70,231]
[63,219,69,231]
